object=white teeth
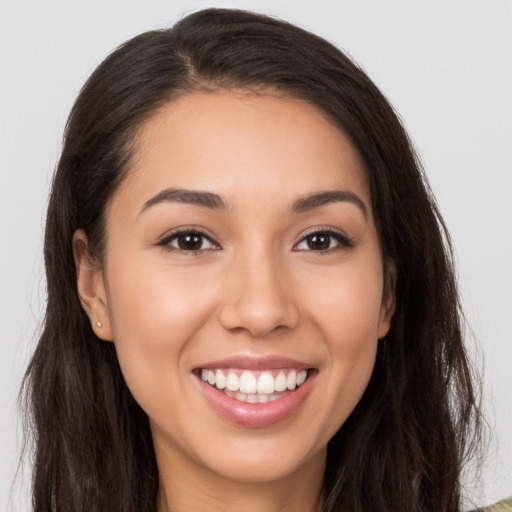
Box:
[215,369,227,389]
[246,393,258,403]
[257,373,275,394]
[199,368,309,400]
[226,372,240,391]
[297,370,307,386]
[274,372,287,392]
[286,370,297,390]
[225,390,279,404]
[239,371,257,394]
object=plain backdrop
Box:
[1,0,511,510]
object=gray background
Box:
[1,0,511,510]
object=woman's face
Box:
[78,91,394,487]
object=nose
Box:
[219,247,300,338]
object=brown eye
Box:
[162,230,218,252]
[176,233,204,250]
[304,232,333,251]
[294,229,353,252]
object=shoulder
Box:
[481,498,512,511]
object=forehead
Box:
[116,91,371,214]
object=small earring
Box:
[97,321,102,328]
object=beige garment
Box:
[484,498,512,511]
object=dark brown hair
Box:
[23,8,482,511]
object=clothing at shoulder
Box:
[482,498,512,511]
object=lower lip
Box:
[197,374,315,428]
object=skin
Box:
[74,91,395,512]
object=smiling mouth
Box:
[196,368,310,404]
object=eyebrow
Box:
[292,190,368,219]
[140,187,368,219]
[141,188,229,214]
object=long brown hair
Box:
[22,8,482,511]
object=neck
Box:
[154,437,325,512]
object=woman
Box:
[22,8,493,512]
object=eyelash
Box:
[157,227,354,254]
[157,228,220,254]
[293,227,354,252]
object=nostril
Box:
[219,300,300,337]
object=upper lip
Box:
[194,355,312,371]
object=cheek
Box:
[103,253,216,406]
[304,258,385,345]
[302,260,383,424]
[106,246,218,331]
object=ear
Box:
[73,229,113,341]
[377,260,396,340]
